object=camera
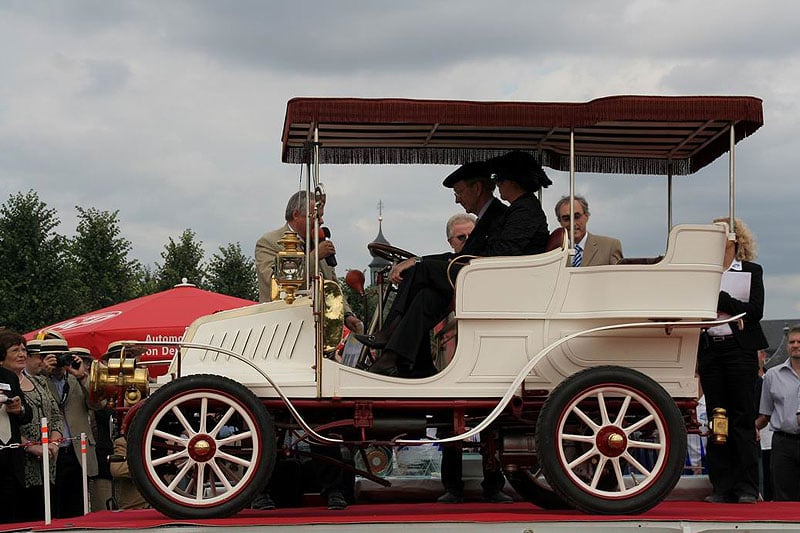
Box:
[55,352,82,370]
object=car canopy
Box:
[282,95,763,176]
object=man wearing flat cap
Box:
[355,151,549,378]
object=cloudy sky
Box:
[1,1,798,319]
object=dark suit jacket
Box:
[460,198,508,256]
[717,260,769,352]
[0,366,33,485]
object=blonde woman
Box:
[698,218,767,504]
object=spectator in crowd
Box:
[42,338,102,517]
[686,380,707,475]
[756,351,774,501]
[756,324,800,500]
[68,347,115,513]
[18,334,65,521]
[0,330,34,524]
[554,196,623,266]
[698,217,767,504]
[109,416,149,511]
[437,214,512,504]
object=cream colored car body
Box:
[164,222,726,402]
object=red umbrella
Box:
[26,283,255,366]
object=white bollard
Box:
[42,417,51,525]
[81,432,89,515]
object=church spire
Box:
[369,199,391,284]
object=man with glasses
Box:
[445,213,476,254]
[555,196,623,267]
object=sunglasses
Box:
[449,234,469,243]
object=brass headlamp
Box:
[708,407,728,445]
[88,344,149,408]
[275,230,305,304]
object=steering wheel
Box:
[367,242,416,263]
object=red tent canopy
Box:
[26,284,255,361]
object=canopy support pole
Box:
[568,128,576,252]
[728,123,736,235]
[312,126,322,396]
[667,162,673,233]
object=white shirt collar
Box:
[476,198,493,220]
[728,260,743,272]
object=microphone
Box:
[320,227,337,267]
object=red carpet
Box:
[4,500,799,531]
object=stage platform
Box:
[5,501,800,533]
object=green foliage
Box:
[0,191,78,331]
[155,229,206,290]
[0,190,279,331]
[132,263,159,297]
[206,242,258,301]
[69,206,141,314]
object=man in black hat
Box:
[356,151,549,377]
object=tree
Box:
[206,242,258,301]
[132,263,159,297]
[69,206,141,314]
[339,272,379,327]
[0,190,78,331]
[155,229,206,290]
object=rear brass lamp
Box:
[708,407,728,445]
[275,231,305,304]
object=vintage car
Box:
[92,95,763,519]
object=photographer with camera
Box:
[40,337,102,518]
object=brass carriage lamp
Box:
[275,230,305,304]
[88,343,149,408]
[708,407,728,445]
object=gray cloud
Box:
[0,0,798,319]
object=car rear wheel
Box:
[536,366,686,514]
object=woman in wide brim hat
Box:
[478,151,550,256]
[487,150,553,191]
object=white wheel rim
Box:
[555,384,669,499]
[142,390,262,507]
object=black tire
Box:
[127,374,276,519]
[536,366,686,514]
[506,467,571,510]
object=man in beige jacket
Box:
[255,190,362,333]
[253,190,358,510]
